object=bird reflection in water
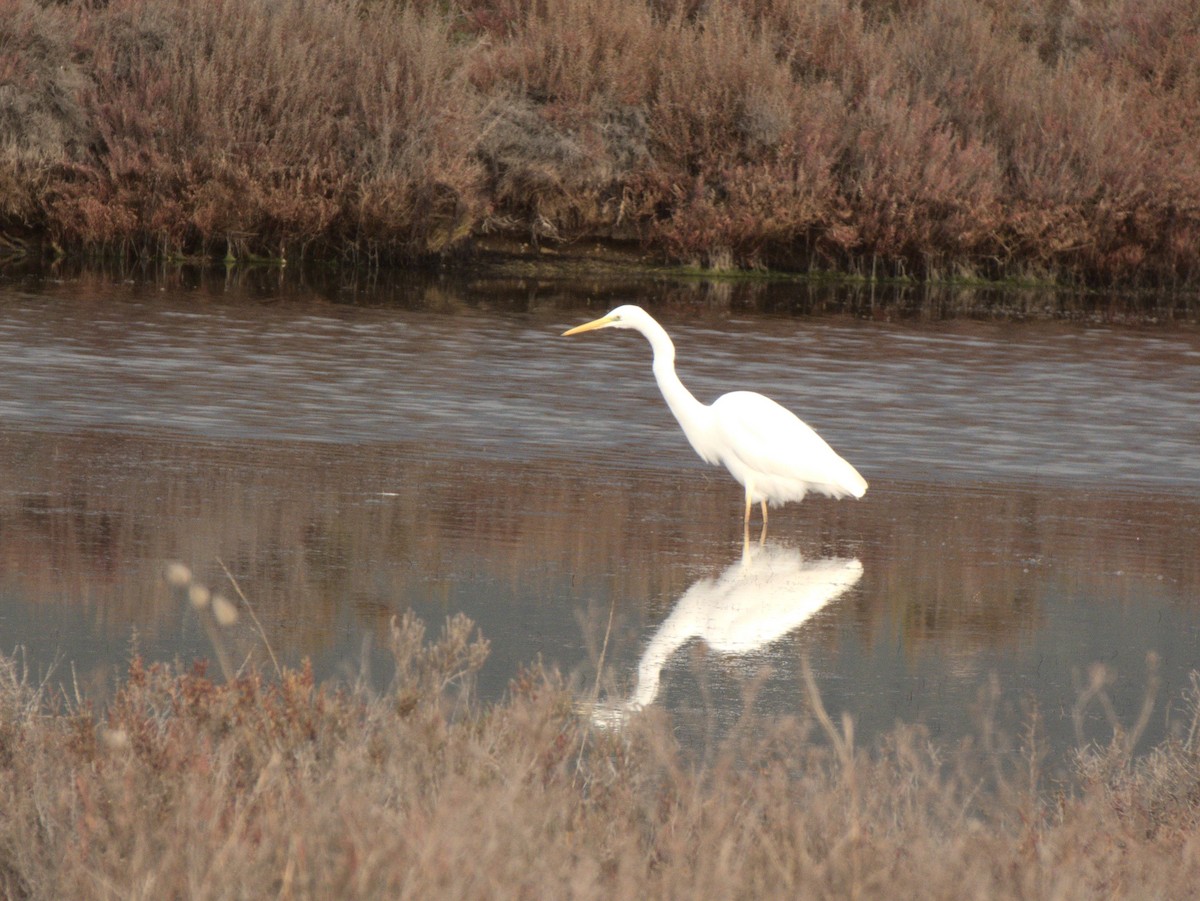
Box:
[589,542,863,727]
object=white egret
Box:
[562,305,867,531]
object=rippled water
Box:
[0,266,1197,760]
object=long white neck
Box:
[629,594,703,709]
[638,317,712,441]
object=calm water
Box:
[0,265,1197,761]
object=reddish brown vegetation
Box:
[1,614,1199,899]
[2,0,1199,283]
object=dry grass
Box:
[1,604,1198,900]
[3,0,483,262]
[2,0,1200,282]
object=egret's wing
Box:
[711,391,867,497]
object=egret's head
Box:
[562,305,646,336]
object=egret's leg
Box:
[743,482,754,543]
[760,500,769,545]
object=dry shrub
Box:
[39,0,483,261]
[467,0,658,243]
[0,3,90,163]
[838,85,1002,272]
[1,612,1199,899]
[1062,0,1200,280]
[466,0,659,105]
[473,95,650,243]
[3,0,1200,281]
[963,0,1200,281]
[635,5,830,267]
[0,1,88,241]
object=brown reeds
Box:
[2,0,1199,283]
[1,614,1198,899]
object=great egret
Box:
[562,305,867,530]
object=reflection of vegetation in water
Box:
[4,0,1200,286]
[2,431,1196,663]
[9,259,1193,327]
[1,613,1197,897]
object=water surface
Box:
[0,266,1196,760]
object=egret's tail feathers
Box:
[826,460,868,499]
[848,471,868,499]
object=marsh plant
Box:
[1,593,1198,898]
[2,0,1199,284]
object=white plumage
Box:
[563,304,867,530]
[588,544,864,725]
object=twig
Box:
[575,597,617,783]
[216,557,282,678]
[801,655,853,770]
